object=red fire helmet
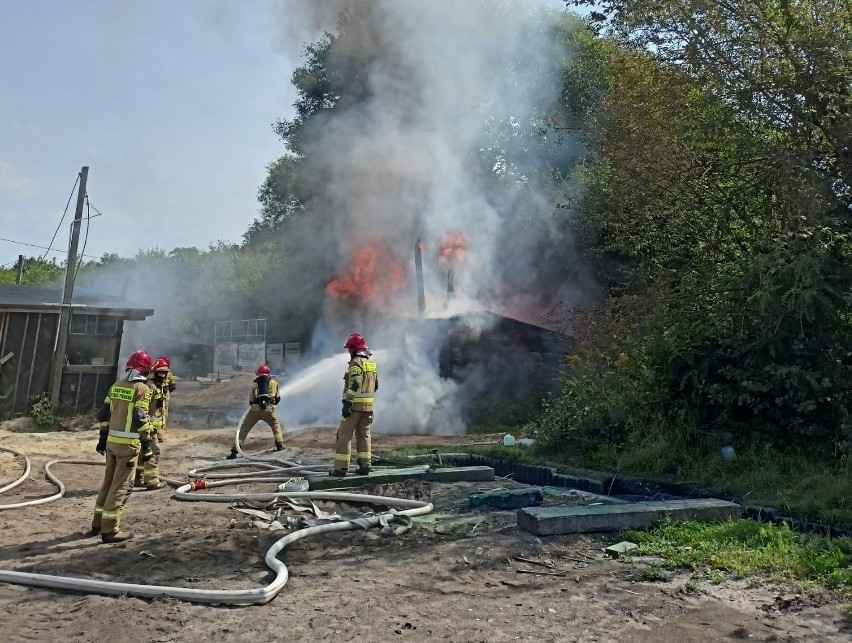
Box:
[157,355,171,367]
[126,350,154,373]
[152,358,170,372]
[344,333,367,353]
[256,364,271,376]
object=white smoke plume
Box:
[269,0,587,434]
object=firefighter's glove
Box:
[341,401,353,419]
[140,439,154,462]
[96,434,108,456]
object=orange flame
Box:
[438,232,465,266]
[327,243,405,306]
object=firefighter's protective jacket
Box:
[96,379,154,446]
[148,379,165,432]
[249,375,280,411]
[163,370,176,395]
[342,354,378,412]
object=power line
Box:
[0,236,100,260]
[42,172,81,261]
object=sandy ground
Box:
[0,416,850,642]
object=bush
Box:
[29,393,57,428]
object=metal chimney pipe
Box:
[414,239,426,317]
[447,269,456,302]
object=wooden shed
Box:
[436,310,574,402]
[0,285,154,419]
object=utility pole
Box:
[14,255,24,285]
[49,166,88,406]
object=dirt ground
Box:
[0,417,850,642]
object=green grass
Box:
[533,436,852,530]
[377,430,852,530]
[625,518,852,598]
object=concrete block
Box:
[744,505,779,522]
[424,466,495,483]
[541,486,629,505]
[469,487,543,510]
[308,465,495,490]
[517,498,742,536]
[604,541,638,558]
[308,466,429,491]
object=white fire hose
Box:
[0,415,434,605]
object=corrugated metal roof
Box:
[0,285,154,319]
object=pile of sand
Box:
[175,374,254,408]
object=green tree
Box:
[533,2,852,460]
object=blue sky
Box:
[0,0,577,267]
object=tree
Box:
[573,0,852,208]
[0,256,64,285]
[532,2,852,459]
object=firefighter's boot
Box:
[102,530,133,544]
[134,471,144,488]
[275,441,284,451]
[328,468,347,477]
[226,448,239,460]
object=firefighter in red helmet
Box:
[90,349,157,543]
[226,363,285,459]
[330,333,378,476]
[153,354,176,442]
[134,358,169,490]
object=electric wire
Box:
[42,172,80,261]
[0,236,99,260]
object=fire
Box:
[438,232,465,266]
[327,242,405,306]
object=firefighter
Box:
[226,364,284,459]
[134,358,169,490]
[90,350,157,543]
[155,354,176,442]
[330,333,378,477]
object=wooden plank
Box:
[25,313,42,402]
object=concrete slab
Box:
[308,466,494,490]
[425,466,494,483]
[541,486,630,505]
[517,498,742,535]
[469,487,543,510]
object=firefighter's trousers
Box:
[159,398,169,441]
[237,405,284,447]
[93,441,139,534]
[333,411,373,473]
[135,440,161,488]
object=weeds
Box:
[29,393,57,428]
[625,518,852,598]
[642,564,666,582]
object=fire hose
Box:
[0,413,434,605]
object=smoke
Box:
[77,1,589,438]
[267,0,587,435]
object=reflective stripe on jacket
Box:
[342,355,378,412]
[103,378,152,443]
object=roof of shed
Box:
[0,285,154,320]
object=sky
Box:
[0,0,578,268]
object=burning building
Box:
[178,2,587,434]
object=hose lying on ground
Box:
[0,416,434,605]
[0,446,105,511]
